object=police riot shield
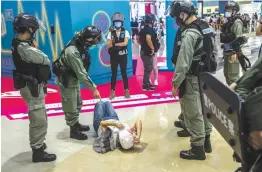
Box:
[198,72,250,171]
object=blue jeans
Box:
[93,101,119,134]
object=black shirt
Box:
[139,25,158,56]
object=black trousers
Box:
[110,54,128,90]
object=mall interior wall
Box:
[1,1,132,85]
[2,0,200,84]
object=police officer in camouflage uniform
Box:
[56,26,102,140]
[12,13,56,162]
[168,1,213,160]
[230,49,262,172]
[220,1,243,85]
[171,17,190,138]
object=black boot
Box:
[74,122,90,132]
[174,121,185,129]
[177,129,191,137]
[180,145,206,160]
[70,124,88,140]
[32,145,56,163]
[204,135,212,153]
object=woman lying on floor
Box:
[93,101,142,153]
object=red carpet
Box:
[1,72,179,120]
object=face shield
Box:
[83,32,104,50]
[35,17,46,32]
[31,18,46,40]
[164,5,172,17]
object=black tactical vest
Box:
[172,26,183,65]
[111,27,127,56]
[12,38,51,83]
[221,15,242,43]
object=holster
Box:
[27,81,39,97]
[13,69,26,89]
[61,74,69,88]
[178,80,186,98]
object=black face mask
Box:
[176,18,183,26]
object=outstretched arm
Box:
[132,120,142,143]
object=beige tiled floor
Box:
[2,103,240,172]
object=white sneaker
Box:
[154,80,158,86]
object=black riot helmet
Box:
[225,1,240,12]
[13,13,46,39]
[167,1,198,19]
[144,13,157,25]
[75,26,102,49]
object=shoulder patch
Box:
[202,28,213,35]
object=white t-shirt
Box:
[107,30,130,40]
[97,119,131,137]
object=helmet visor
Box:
[84,32,103,46]
[36,17,46,32]
[164,5,172,17]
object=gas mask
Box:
[225,11,232,18]
[114,21,122,29]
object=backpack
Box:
[186,19,217,75]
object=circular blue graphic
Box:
[92,11,111,36]
[99,43,110,66]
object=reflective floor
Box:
[2,103,239,172]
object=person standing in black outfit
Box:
[138,14,160,91]
[107,12,131,100]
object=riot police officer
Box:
[138,14,160,91]
[230,48,262,172]
[107,12,130,100]
[220,1,244,85]
[54,26,101,140]
[168,1,213,160]
[171,18,190,138]
[12,13,56,162]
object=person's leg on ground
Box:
[110,55,119,100]
[20,83,56,162]
[93,101,106,134]
[119,55,130,98]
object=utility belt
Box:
[179,58,204,98]
[13,69,47,97]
